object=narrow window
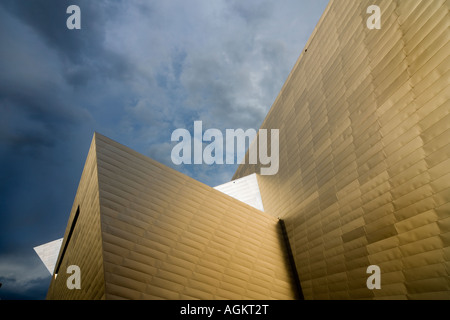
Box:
[54,206,80,275]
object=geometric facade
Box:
[234,0,450,299]
[46,133,297,299]
[45,0,449,299]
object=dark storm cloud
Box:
[0,0,89,58]
[0,2,94,155]
[0,0,133,87]
[0,277,49,300]
[0,87,84,153]
[2,0,106,60]
[0,2,97,296]
[0,252,50,300]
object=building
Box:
[38,0,450,299]
[44,133,299,299]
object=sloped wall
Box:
[234,0,450,299]
[95,133,297,300]
[47,135,105,300]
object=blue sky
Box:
[0,0,328,299]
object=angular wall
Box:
[47,133,297,299]
[234,0,450,299]
[47,135,105,300]
[95,133,296,300]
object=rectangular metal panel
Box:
[94,134,296,300]
[233,0,450,300]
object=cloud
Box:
[0,252,50,300]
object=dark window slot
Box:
[279,219,304,300]
[54,206,80,275]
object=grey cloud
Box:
[0,252,50,300]
[228,0,274,27]
[0,277,49,300]
[0,0,134,88]
[1,0,104,62]
[0,5,91,154]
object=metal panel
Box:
[233,0,450,300]
[94,133,296,300]
[214,173,265,212]
[33,238,63,275]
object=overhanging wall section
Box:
[234,0,450,299]
[95,134,296,300]
[47,135,105,300]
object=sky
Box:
[0,0,329,300]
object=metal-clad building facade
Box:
[234,0,450,299]
[47,133,297,299]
